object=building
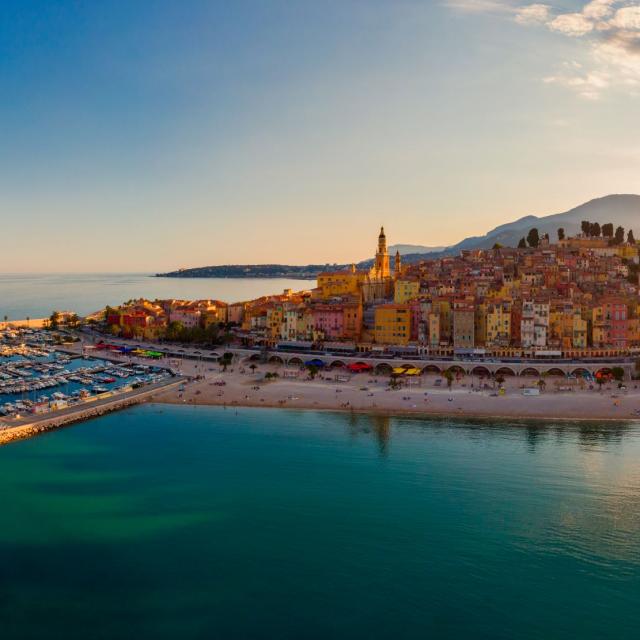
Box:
[374,304,411,345]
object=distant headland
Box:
[157,195,640,279]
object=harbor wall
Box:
[0,378,185,447]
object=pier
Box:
[0,376,185,446]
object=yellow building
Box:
[317,227,395,303]
[485,301,511,347]
[266,306,284,339]
[394,278,420,304]
[316,264,367,299]
[572,312,588,349]
[201,304,228,327]
[374,304,411,345]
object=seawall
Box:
[0,378,185,447]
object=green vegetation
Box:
[444,369,454,389]
[164,321,233,346]
[526,228,540,248]
[219,352,233,371]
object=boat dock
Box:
[0,376,185,447]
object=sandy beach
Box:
[148,355,640,422]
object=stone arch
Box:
[544,368,566,377]
[248,353,261,362]
[288,356,303,366]
[470,366,491,377]
[421,364,442,375]
[268,355,284,364]
[595,367,613,379]
[495,366,516,377]
[520,367,541,377]
[446,365,466,376]
[571,367,590,378]
[375,362,393,375]
[329,360,346,369]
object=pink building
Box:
[169,308,201,328]
[607,301,628,348]
[312,304,344,340]
[227,303,245,325]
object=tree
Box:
[590,222,601,237]
[492,242,503,250]
[602,223,614,238]
[557,227,565,241]
[612,367,625,382]
[444,369,454,389]
[49,311,60,330]
[307,364,319,379]
[219,352,233,371]
[109,324,121,336]
[517,237,527,249]
[166,320,184,341]
[628,229,635,245]
[527,228,540,248]
[581,220,591,236]
[249,364,257,374]
[614,226,625,245]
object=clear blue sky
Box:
[1,0,639,272]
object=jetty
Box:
[0,376,185,446]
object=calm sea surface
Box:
[1,405,639,639]
[0,273,315,319]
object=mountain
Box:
[157,194,640,279]
[426,194,640,257]
[389,243,446,255]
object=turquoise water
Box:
[0,273,315,319]
[1,406,639,639]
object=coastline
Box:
[151,364,640,423]
[151,397,640,424]
[0,377,184,447]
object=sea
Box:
[1,405,639,639]
[3,274,640,637]
[0,273,316,320]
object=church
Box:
[362,226,400,302]
[316,227,401,304]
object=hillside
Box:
[157,194,640,278]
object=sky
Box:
[1,0,640,272]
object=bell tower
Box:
[373,226,390,278]
[378,227,387,255]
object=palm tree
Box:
[444,369,454,389]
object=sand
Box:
[148,357,640,422]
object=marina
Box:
[0,327,173,421]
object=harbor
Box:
[0,325,182,437]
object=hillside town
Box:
[103,224,640,358]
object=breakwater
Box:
[0,378,185,446]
